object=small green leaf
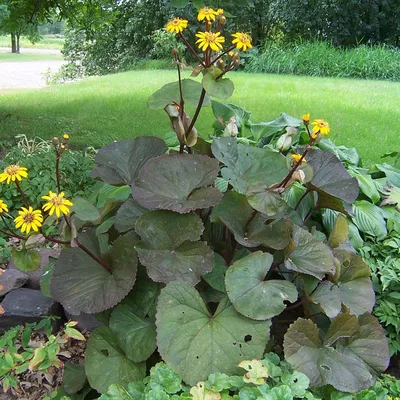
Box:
[11,248,41,272]
[328,214,349,248]
[72,197,100,222]
[238,360,269,385]
[246,183,287,216]
[149,362,182,394]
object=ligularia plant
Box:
[1,7,390,397]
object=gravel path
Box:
[0,48,64,89]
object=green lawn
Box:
[0,35,64,50]
[0,53,63,62]
[0,70,398,164]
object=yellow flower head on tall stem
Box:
[302,113,310,124]
[0,199,8,214]
[292,154,307,163]
[166,17,189,34]
[14,207,43,234]
[232,32,253,51]
[42,191,73,218]
[0,165,28,184]
[311,119,330,136]
[197,8,219,22]
[196,31,225,52]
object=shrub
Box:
[246,42,400,81]
[0,7,394,398]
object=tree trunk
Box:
[11,33,17,53]
[16,33,20,54]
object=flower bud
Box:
[219,15,226,25]
[217,59,225,69]
[171,48,179,56]
[52,137,59,146]
[277,133,292,152]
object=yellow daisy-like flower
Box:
[292,154,306,163]
[166,17,188,34]
[42,191,73,218]
[14,207,43,234]
[0,165,28,184]
[232,32,253,51]
[196,31,225,52]
[302,113,310,124]
[217,8,224,15]
[63,133,70,140]
[0,199,8,214]
[311,119,330,136]
[197,8,219,22]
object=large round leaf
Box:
[211,191,291,250]
[91,137,167,185]
[147,79,211,110]
[51,235,138,314]
[202,72,234,99]
[284,315,389,393]
[306,149,359,203]
[225,251,298,320]
[310,281,341,319]
[156,281,271,386]
[85,327,146,393]
[334,249,375,316]
[211,137,289,194]
[246,183,287,216]
[135,211,214,285]
[109,304,156,363]
[284,226,336,279]
[131,154,223,214]
[114,198,148,233]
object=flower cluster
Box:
[302,113,330,140]
[165,8,253,54]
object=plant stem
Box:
[286,297,308,311]
[294,188,311,211]
[76,241,111,272]
[176,56,185,118]
[0,226,26,241]
[14,180,30,207]
[179,33,205,67]
[304,205,318,224]
[211,46,235,65]
[55,155,61,193]
[41,232,70,245]
[185,88,206,138]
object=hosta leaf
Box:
[92,137,167,185]
[334,249,375,316]
[147,79,210,110]
[284,226,336,279]
[225,251,298,320]
[246,183,287,216]
[306,149,359,203]
[131,154,222,214]
[211,100,251,133]
[135,211,214,285]
[109,304,156,363]
[72,197,100,222]
[211,137,289,194]
[310,281,341,319]
[114,198,148,233]
[156,282,271,385]
[284,317,376,393]
[211,191,291,250]
[51,235,138,314]
[353,200,387,238]
[85,327,146,393]
[350,172,380,204]
[372,163,400,187]
[328,214,349,248]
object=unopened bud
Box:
[52,137,59,146]
[172,48,179,56]
[217,59,225,69]
[233,53,240,62]
[233,59,240,67]
[219,16,226,25]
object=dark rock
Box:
[0,269,29,297]
[8,249,60,290]
[64,309,103,332]
[0,392,16,399]
[0,288,62,332]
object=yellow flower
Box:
[292,154,306,163]
[166,17,188,34]
[0,165,28,184]
[0,199,8,214]
[311,133,318,140]
[311,119,330,135]
[197,8,219,22]
[217,8,224,15]
[14,207,43,234]
[232,32,253,51]
[42,191,73,218]
[302,113,310,123]
[63,133,70,140]
[196,31,225,52]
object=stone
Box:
[8,249,60,290]
[0,288,62,332]
[0,269,29,297]
[64,309,103,332]
[0,392,16,400]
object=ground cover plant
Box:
[0,6,397,399]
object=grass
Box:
[247,42,400,82]
[0,70,398,164]
[0,53,63,62]
[0,35,64,50]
